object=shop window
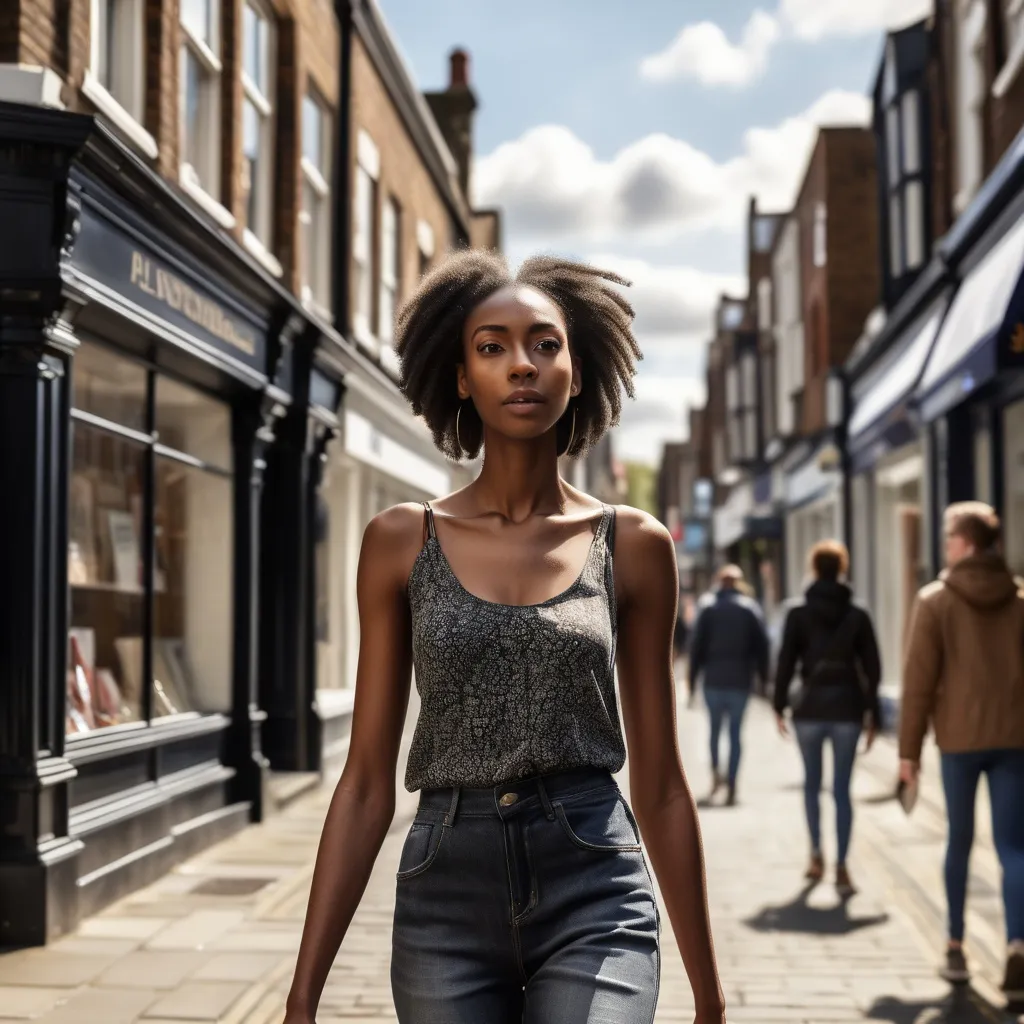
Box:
[1003,401,1024,574]
[89,0,145,124]
[242,0,275,249]
[300,91,332,313]
[67,341,234,735]
[180,0,222,198]
[352,133,379,347]
[379,196,401,348]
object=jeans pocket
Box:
[396,822,447,881]
[554,791,643,853]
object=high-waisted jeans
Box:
[390,768,661,1023]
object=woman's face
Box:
[458,284,581,445]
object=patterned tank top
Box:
[403,503,627,792]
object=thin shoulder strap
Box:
[422,502,436,546]
[603,504,617,555]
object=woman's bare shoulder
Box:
[361,503,431,586]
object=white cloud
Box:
[780,0,934,40]
[474,90,870,246]
[613,375,707,466]
[640,0,932,90]
[639,9,780,88]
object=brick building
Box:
[0,0,500,946]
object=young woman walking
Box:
[773,541,882,895]
[282,252,726,1023]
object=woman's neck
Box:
[471,435,570,523]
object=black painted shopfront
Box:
[0,103,342,945]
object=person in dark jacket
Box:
[689,565,770,806]
[774,540,881,895]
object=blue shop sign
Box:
[69,193,270,374]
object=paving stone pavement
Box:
[0,695,1020,1024]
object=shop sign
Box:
[785,445,841,509]
[71,203,268,370]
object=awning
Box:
[847,295,949,448]
[916,200,1024,422]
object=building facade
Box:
[0,0,500,946]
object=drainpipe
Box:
[332,0,355,332]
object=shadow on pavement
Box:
[865,985,1017,1023]
[743,882,890,936]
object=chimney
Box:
[424,47,479,202]
[450,49,469,89]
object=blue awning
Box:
[916,203,1024,422]
[848,295,949,448]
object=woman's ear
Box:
[570,360,582,398]
[456,364,470,401]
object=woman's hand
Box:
[694,1001,728,1023]
[864,723,877,752]
[775,711,789,738]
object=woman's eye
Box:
[537,338,561,352]
[479,342,503,354]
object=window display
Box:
[67,340,234,734]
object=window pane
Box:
[181,0,212,45]
[901,90,921,173]
[379,286,395,346]
[886,105,900,184]
[182,46,202,172]
[243,3,266,92]
[302,95,322,168]
[73,339,148,430]
[302,180,320,300]
[155,376,232,470]
[243,98,261,232]
[96,0,111,89]
[904,180,925,270]
[889,192,903,275]
[68,426,147,733]
[154,459,233,716]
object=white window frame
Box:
[417,219,435,278]
[240,0,276,257]
[378,197,400,349]
[994,0,1024,96]
[352,130,380,353]
[300,91,332,316]
[812,202,827,268]
[955,0,988,213]
[84,0,156,158]
[179,0,227,217]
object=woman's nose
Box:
[509,360,537,381]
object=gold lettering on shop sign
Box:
[1011,322,1024,355]
[129,251,256,356]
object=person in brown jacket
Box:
[900,502,1024,1001]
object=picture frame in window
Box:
[107,509,140,590]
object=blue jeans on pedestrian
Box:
[940,749,1024,943]
[794,720,862,865]
[704,687,750,787]
[391,768,661,1022]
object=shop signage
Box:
[71,203,268,371]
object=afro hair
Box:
[394,249,643,461]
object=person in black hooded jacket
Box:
[773,540,882,895]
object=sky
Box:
[378,0,933,465]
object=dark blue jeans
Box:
[794,720,861,865]
[704,687,750,786]
[940,749,1024,943]
[391,769,661,1022]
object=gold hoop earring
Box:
[563,404,577,457]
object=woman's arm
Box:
[614,509,726,1024]
[771,607,800,720]
[857,611,883,731]
[284,506,421,1022]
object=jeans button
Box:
[499,792,519,807]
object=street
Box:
[0,696,1016,1024]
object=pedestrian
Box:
[688,564,770,806]
[773,540,881,896]
[900,502,1024,999]
[282,252,726,1024]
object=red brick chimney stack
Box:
[449,49,469,89]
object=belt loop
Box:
[536,777,556,821]
[444,787,460,827]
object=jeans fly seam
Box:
[501,818,529,984]
[511,822,539,925]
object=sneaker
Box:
[1002,941,1024,1003]
[940,946,970,984]
[726,783,737,807]
[805,852,825,883]
[836,865,857,896]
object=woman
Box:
[773,540,881,895]
[282,253,726,1023]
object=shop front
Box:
[914,133,1024,576]
[782,437,844,600]
[0,106,312,944]
[711,476,783,607]
[846,281,950,706]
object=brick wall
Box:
[349,32,455,338]
[145,0,179,178]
